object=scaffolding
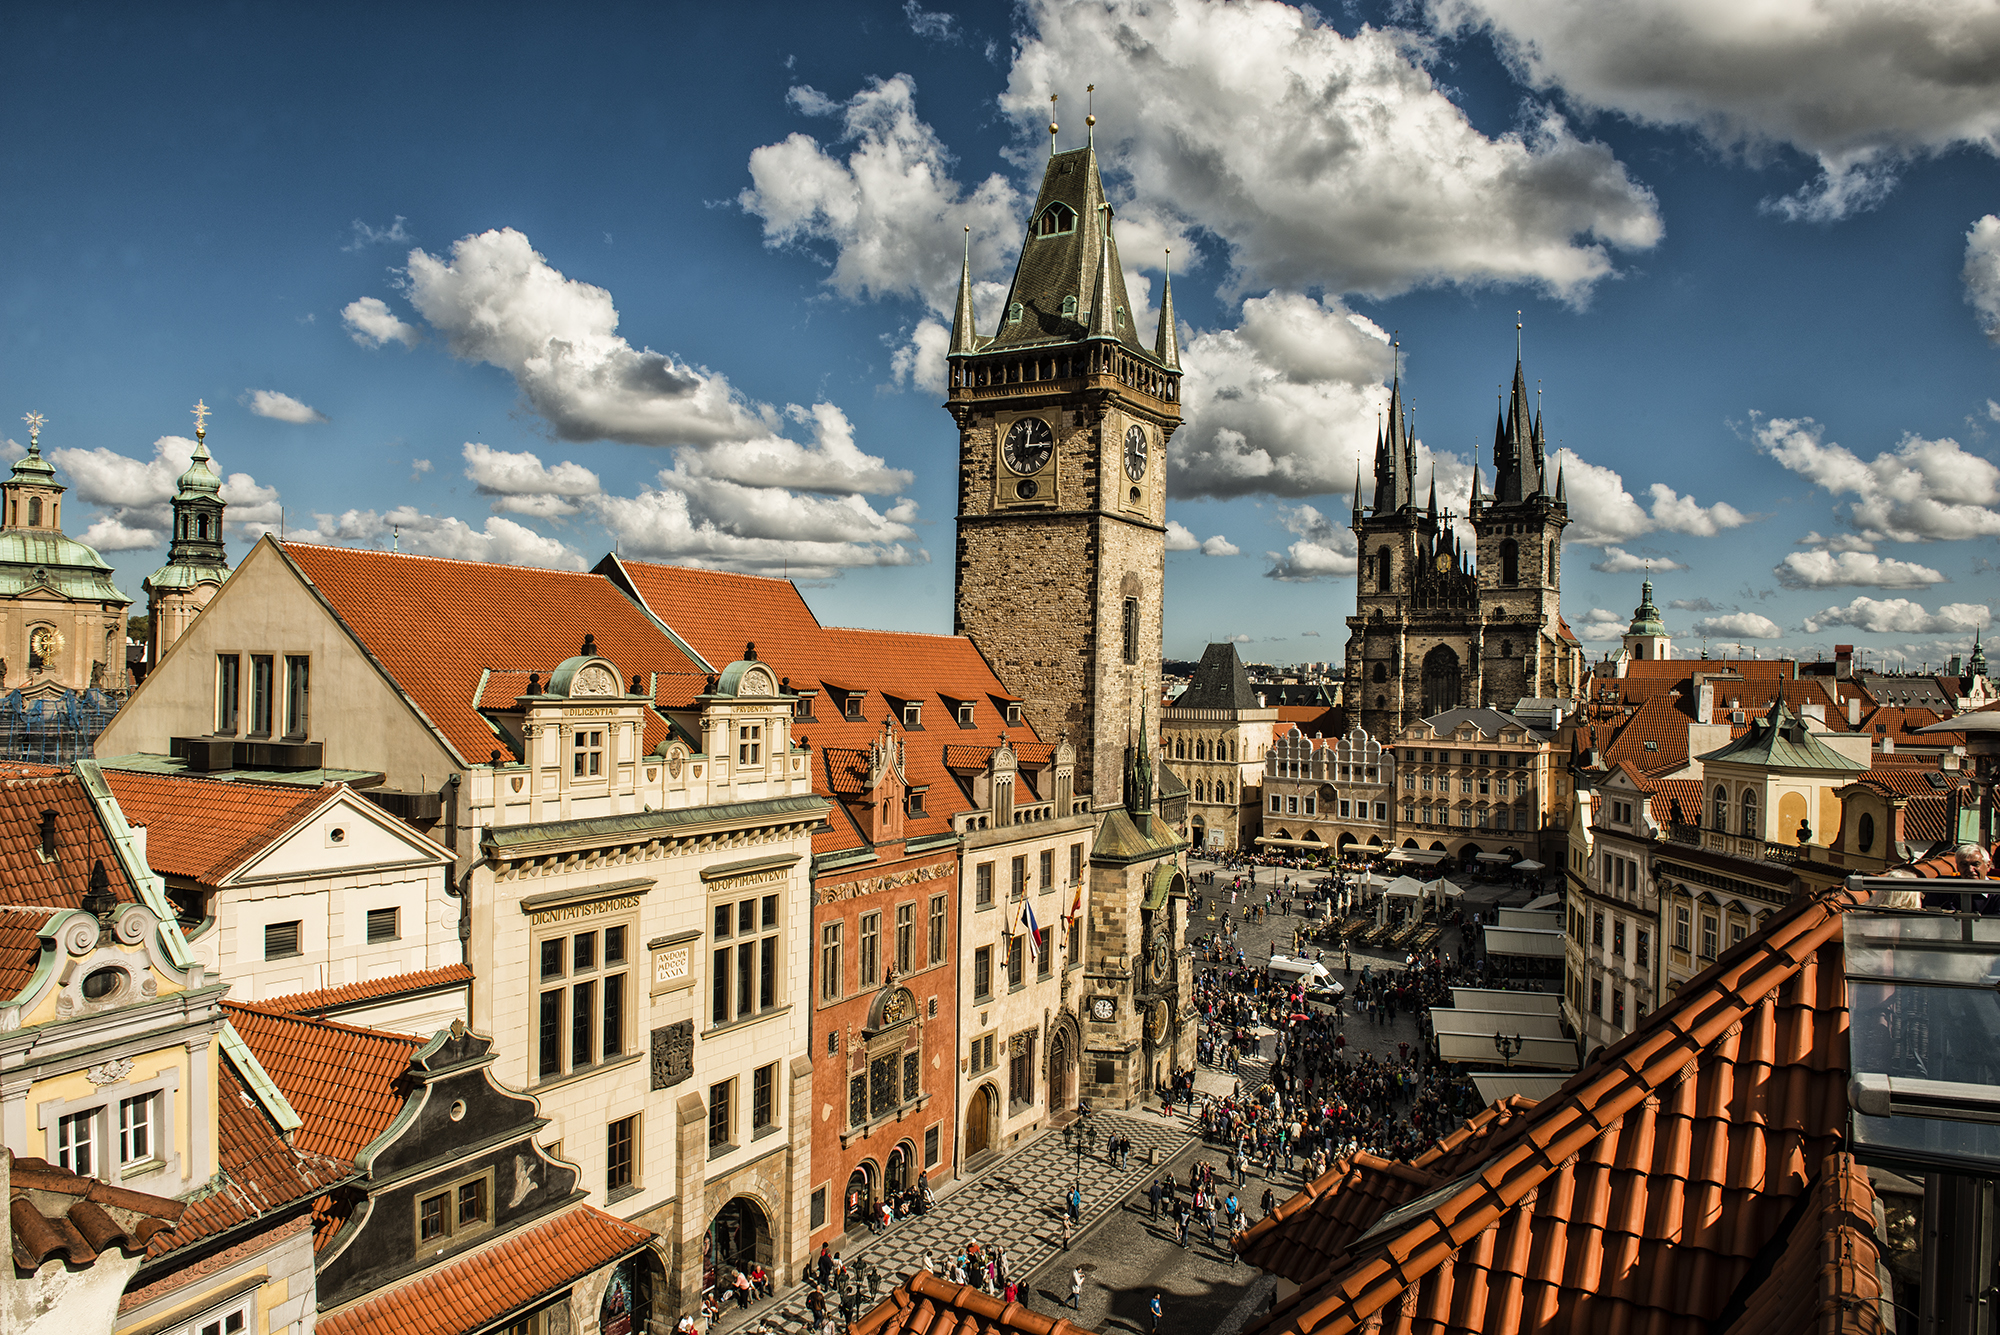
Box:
[0,688,124,765]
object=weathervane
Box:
[21,412,44,448]
[191,399,210,441]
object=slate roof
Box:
[856,1270,1098,1335]
[315,1202,654,1335]
[9,1153,183,1272]
[1177,642,1258,712]
[1414,707,1549,741]
[264,963,474,1020]
[0,771,140,911]
[103,769,336,884]
[606,558,1059,857]
[1239,879,1866,1335]
[281,542,709,766]
[223,1002,421,1161]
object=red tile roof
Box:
[315,1203,654,1335]
[1716,1152,1889,1335]
[156,1057,354,1256]
[9,1153,184,1271]
[103,769,334,884]
[856,1271,1098,1335]
[0,772,140,911]
[223,1003,421,1161]
[0,905,57,1001]
[282,543,709,766]
[264,963,474,1020]
[1243,880,1863,1335]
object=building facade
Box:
[0,420,131,697]
[1389,707,1560,865]
[1162,642,1276,854]
[1258,726,1396,858]
[1344,358,1582,742]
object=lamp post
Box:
[1072,1098,1092,1206]
[1494,1032,1523,1068]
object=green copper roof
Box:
[144,561,229,592]
[9,444,59,488]
[1695,699,1864,772]
[1626,579,1667,638]
[175,439,222,499]
[0,531,130,603]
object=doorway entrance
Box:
[964,1083,996,1158]
[704,1197,771,1296]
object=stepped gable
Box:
[856,1270,1100,1335]
[315,1202,654,1335]
[9,1154,184,1271]
[0,771,142,911]
[223,1002,422,1162]
[281,543,707,765]
[1243,881,1861,1335]
[102,769,336,883]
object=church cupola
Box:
[143,401,232,664]
[4,412,66,533]
[1622,578,1672,663]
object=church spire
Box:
[1086,205,1120,339]
[949,226,979,356]
[1494,316,1539,503]
[1372,342,1417,513]
[1154,249,1180,369]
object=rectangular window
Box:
[708,1081,732,1151]
[1006,933,1023,988]
[118,1094,153,1164]
[1675,905,1690,951]
[539,990,562,1077]
[1068,915,1081,969]
[1637,929,1650,967]
[713,948,730,1024]
[607,1115,636,1192]
[418,1192,447,1242]
[737,724,762,766]
[1037,928,1052,979]
[976,863,993,907]
[458,1176,489,1228]
[753,1063,776,1132]
[1008,1034,1035,1107]
[571,980,595,1069]
[215,655,241,733]
[1613,989,1626,1029]
[1039,849,1054,892]
[821,923,842,1001]
[811,1188,828,1230]
[906,788,926,817]
[1121,597,1139,665]
[1286,796,1298,814]
[1701,914,1718,959]
[844,694,864,719]
[249,654,273,735]
[902,701,922,728]
[895,903,914,976]
[736,940,754,1016]
[573,729,605,777]
[859,912,881,987]
[926,1125,941,1167]
[973,946,992,1000]
[1731,923,1746,946]
[1613,919,1625,958]
[714,904,732,939]
[928,894,947,965]
[1592,912,1604,947]
[1270,794,1281,813]
[57,1109,96,1176]
[759,935,776,1010]
[283,656,310,739]
[366,907,399,944]
[1070,844,1082,884]
[603,972,624,1060]
[1375,802,1388,821]
[1590,978,1603,1018]
[1010,856,1026,899]
[957,703,975,727]
[264,919,301,960]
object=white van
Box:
[1267,953,1332,986]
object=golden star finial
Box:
[21,412,44,447]
[191,399,210,440]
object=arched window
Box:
[1035,203,1077,237]
[1501,640,1513,658]
[1174,737,1184,759]
[1421,645,1461,716]
[1229,739,1237,762]
[1712,785,1728,831]
[1061,295,1077,319]
[1375,695,1387,710]
[1634,644,1646,659]
[1194,780,1205,802]
[1007,302,1022,324]
[197,514,209,539]
[1499,539,1519,585]
[1372,662,1387,683]
[1741,788,1758,838]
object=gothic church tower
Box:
[947,140,1181,810]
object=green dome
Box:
[9,443,60,488]
[0,530,130,603]
[175,439,222,499]
[1627,579,1667,638]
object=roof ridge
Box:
[282,540,593,577]
[615,557,804,585]
[222,999,427,1046]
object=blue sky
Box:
[6,0,1998,670]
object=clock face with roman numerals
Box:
[1124,424,1148,481]
[1004,418,1054,474]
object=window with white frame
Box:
[572,729,605,777]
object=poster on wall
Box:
[600,1260,634,1335]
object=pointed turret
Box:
[949,226,979,355]
[1372,356,1417,514]
[1426,470,1438,522]
[1971,629,1987,678]
[1353,464,1364,522]
[1495,346,1538,503]
[1086,208,1121,339]
[1467,463,1483,516]
[1555,459,1567,504]
[1154,251,1180,369]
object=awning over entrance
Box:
[1387,848,1450,866]
[1476,852,1512,864]
[1480,926,1567,959]
[1256,836,1329,850]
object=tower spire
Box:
[1086,83,1096,148]
[1154,248,1180,369]
[1086,204,1120,339]
[949,225,979,356]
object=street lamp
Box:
[1072,1098,1092,1208]
[1494,1032,1523,1068]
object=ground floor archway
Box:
[843,1163,876,1228]
[704,1196,772,1295]
[1048,1024,1075,1114]
[964,1083,998,1158]
[884,1141,915,1195]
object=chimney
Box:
[39,810,56,861]
[1834,645,1853,680]
[1847,696,1861,728]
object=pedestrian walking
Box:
[1151,1293,1164,1334]
[1148,1177,1162,1219]
[1070,1267,1084,1309]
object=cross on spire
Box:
[191,399,211,440]
[20,412,44,448]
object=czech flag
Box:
[1021,901,1042,961]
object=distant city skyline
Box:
[5,0,1997,666]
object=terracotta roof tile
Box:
[10,1153,184,1272]
[1716,1153,1889,1335]
[283,543,707,765]
[315,1203,654,1335]
[857,1271,1100,1335]
[223,1003,421,1161]
[1244,883,1866,1335]
[1237,1154,1444,1284]
[0,905,57,1001]
[1900,795,1952,843]
[0,772,141,911]
[103,769,335,884]
[263,963,474,1020]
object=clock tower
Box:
[947,141,1182,811]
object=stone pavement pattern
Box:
[714,1111,1197,1334]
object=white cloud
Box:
[1967,215,2000,342]
[1432,0,2000,221]
[1200,534,1241,557]
[1798,529,1876,553]
[1669,597,1720,613]
[1165,519,1240,557]
[262,507,585,570]
[1755,415,2000,543]
[903,0,959,42]
[341,296,419,348]
[1264,503,1360,581]
[1692,612,1784,639]
[1552,448,1751,546]
[343,216,411,251]
[1574,607,1629,640]
[1004,0,1661,300]
[48,435,281,546]
[1802,596,1992,636]
[1988,399,2000,423]
[1589,545,1687,574]
[1774,549,1947,589]
[244,389,327,424]
[462,442,602,517]
[0,437,24,464]
[594,480,921,579]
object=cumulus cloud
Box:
[1432,0,2000,221]
[594,474,921,580]
[1692,612,1784,639]
[342,296,419,348]
[1552,447,1751,547]
[1004,0,1661,300]
[1802,596,1992,636]
[48,435,281,548]
[903,0,959,42]
[1589,546,1687,574]
[244,389,327,424]
[1797,529,1876,553]
[1967,214,2000,342]
[1774,548,1947,590]
[1165,521,1240,555]
[1264,503,1360,581]
[462,442,603,517]
[1574,607,1629,641]
[267,507,586,570]
[1755,415,2000,544]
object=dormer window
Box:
[844,695,864,720]
[1061,295,1078,320]
[902,701,922,729]
[1007,302,1023,325]
[1006,703,1023,727]
[573,730,605,777]
[957,702,975,728]
[1034,203,1076,237]
[907,787,927,817]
